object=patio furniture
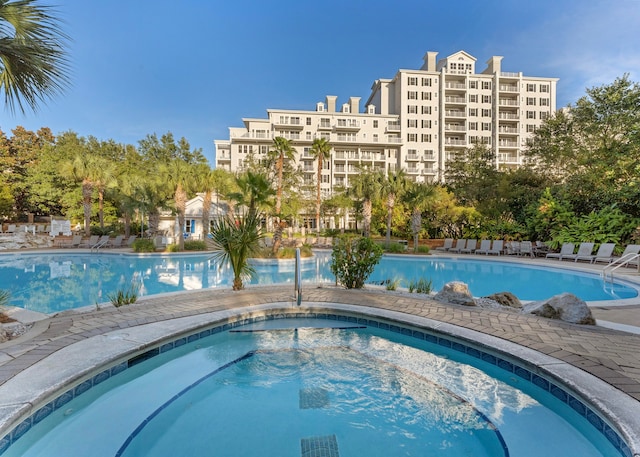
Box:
[435,238,454,252]
[460,239,477,254]
[546,243,575,260]
[448,239,467,253]
[561,242,595,262]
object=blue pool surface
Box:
[0,319,623,457]
[0,251,636,313]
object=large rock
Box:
[434,281,475,306]
[522,293,595,325]
[485,291,522,309]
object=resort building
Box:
[214,50,558,223]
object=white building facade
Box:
[215,50,558,187]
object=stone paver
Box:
[0,285,639,403]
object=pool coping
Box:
[0,301,638,456]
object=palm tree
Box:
[381,170,407,247]
[160,159,194,250]
[228,170,274,217]
[0,0,70,113]
[60,153,101,236]
[309,138,332,234]
[268,136,296,253]
[91,156,117,231]
[349,167,382,237]
[209,210,263,290]
[404,182,435,252]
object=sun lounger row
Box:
[435,239,505,255]
[54,235,137,249]
[545,242,640,264]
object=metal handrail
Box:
[294,248,302,306]
[601,253,640,281]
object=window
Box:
[320,118,331,128]
[482,123,492,131]
[469,94,478,103]
[469,80,478,89]
[540,85,549,93]
[526,97,536,106]
[373,134,379,142]
[421,106,432,114]
[306,131,312,140]
[407,119,417,128]
[321,175,330,183]
[306,117,311,125]
[421,91,432,100]
[373,120,378,128]
[540,98,549,106]
[185,219,196,234]
[540,112,550,120]
[482,95,491,104]
[421,134,432,142]
[469,108,478,116]
[469,122,477,130]
[408,105,418,114]
[421,119,431,128]
[408,91,418,99]
[259,145,268,154]
[408,76,418,85]
[421,77,432,86]
[527,84,536,92]
[526,111,536,119]
[482,81,491,90]
[526,124,537,133]
[408,133,417,142]
[482,109,491,117]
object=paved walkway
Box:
[1,285,640,403]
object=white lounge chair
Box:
[435,238,454,252]
[91,235,110,251]
[518,241,534,258]
[610,244,640,267]
[576,243,615,263]
[487,240,504,255]
[546,243,575,260]
[106,235,124,248]
[562,242,594,262]
[81,235,99,248]
[460,239,477,254]
[474,239,492,255]
[448,239,467,253]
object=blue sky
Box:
[1,0,639,164]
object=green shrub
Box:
[108,287,138,307]
[385,278,400,291]
[415,245,430,254]
[330,235,383,289]
[0,289,10,308]
[277,247,297,259]
[132,238,156,252]
[385,242,406,253]
[165,243,180,252]
[407,277,432,294]
[184,240,207,251]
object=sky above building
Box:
[0,0,638,164]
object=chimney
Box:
[484,56,503,75]
[349,96,361,114]
[421,51,438,71]
[326,95,337,113]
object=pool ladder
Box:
[295,248,302,306]
[601,253,640,282]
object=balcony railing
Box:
[387,122,401,131]
[445,82,466,89]
[445,110,466,118]
[500,72,519,77]
[406,153,419,161]
[445,96,466,103]
[445,139,467,146]
[498,127,518,134]
[445,124,466,131]
[498,140,518,147]
[388,136,402,143]
[499,99,519,106]
[499,84,518,92]
[499,113,519,120]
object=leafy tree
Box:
[209,210,263,290]
[330,235,383,289]
[228,170,274,217]
[0,0,70,113]
[323,188,352,233]
[309,137,331,234]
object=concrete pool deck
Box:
[1,251,640,454]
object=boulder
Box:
[485,291,522,309]
[522,293,595,325]
[434,281,475,306]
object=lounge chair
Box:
[518,241,534,258]
[505,241,520,255]
[610,244,640,267]
[575,243,615,263]
[474,239,492,255]
[80,235,99,248]
[448,239,467,253]
[562,242,594,262]
[106,235,124,248]
[460,239,477,254]
[435,238,454,252]
[533,241,550,257]
[126,235,137,247]
[545,243,575,260]
[91,235,110,251]
[487,240,504,255]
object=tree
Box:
[309,137,331,234]
[160,158,195,250]
[381,169,407,247]
[228,170,274,217]
[0,0,70,113]
[349,167,382,237]
[330,235,383,289]
[403,182,435,251]
[267,136,296,253]
[209,210,263,290]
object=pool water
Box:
[2,320,620,457]
[0,252,636,313]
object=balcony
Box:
[498,153,519,162]
[498,140,518,148]
[498,126,518,134]
[273,118,304,130]
[406,153,419,161]
[422,154,435,162]
[499,84,518,92]
[445,110,466,118]
[335,119,360,130]
[217,154,231,161]
[386,121,401,132]
[500,72,520,78]
[445,82,466,89]
[445,124,466,132]
[445,96,466,104]
[334,165,345,173]
[406,167,419,174]
[499,113,519,120]
[318,121,332,130]
[388,136,402,144]
[445,139,467,146]
[499,99,519,106]
[336,134,357,143]
[422,168,435,175]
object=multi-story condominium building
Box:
[215,50,558,190]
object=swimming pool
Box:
[0,251,636,313]
[0,315,628,457]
